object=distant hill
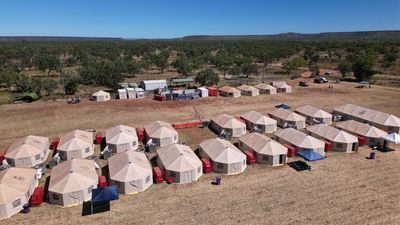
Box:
[181,31,400,41]
[0,36,124,42]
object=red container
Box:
[136,128,145,142]
[95,132,103,145]
[357,136,366,146]
[324,140,333,151]
[172,121,202,129]
[51,137,60,150]
[0,150,5,163]
[29,187,44,206]
[201,157,212,173]
[284,144,297,157]
[98,176,108,188]
[206,87,218,96]
[153,94,165,101]
[153,167,164,184]
[244,150,256,164]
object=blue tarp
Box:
[296,150,325,161]
[275,104,291,109]
[92,186,119,203]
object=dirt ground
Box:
[0,79,400,225]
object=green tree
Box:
[383,51,398,70]
[242,63,258,78]
[171,57,193,76]
[42,78,57,95]
[195,68,219,86]
[36,54,60,75]
[337,61,352,78]
[309,63,320,77]
[64,76,79,95]
[352,56,376,81]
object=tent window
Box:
[12,199,21,208]
[336,143,343,148]
[174,136,177,140]
[198,167,201,173]
[35,154,41,160]
[243,160,246,166]
[146,176,150,183]
[263,155,270,161]
[85,147,90,153]
[217,163,224,169]
[88,186,92,193]
[170,171,176,177]
[53,193,59,200]
[133,141,137,146]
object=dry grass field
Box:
[0,79,399,225]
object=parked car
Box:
[314,77,328,83]
[290,75,298,80]
[299,81,309,87]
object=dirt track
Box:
[0,79,400,225]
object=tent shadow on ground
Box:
[287,161,311,171]
[43,175,51,202]
[82,201,111,216]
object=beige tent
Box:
[237,85,259,96]
[105,125,139,153]
[209,114,247,137]
[274,128,325,156]
[0,168,37,219]
[270,81,292,93]
[306,124,359,153]
[91,90,111,102]
[254,83,277,95]
[57,130,94,160]
[240,111,277,133]
[144,121,178,147]
[218,86,241,98]
[333,104,400,134]
[157,144,202,184]
[199,138,246,175]
[295,105,333,125]
[108,151,152,194]
[5,135,50,168]
[268,108,306,129]
[238,133,287,166]
[335,120,388,147]
[48,159,98,207]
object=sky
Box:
[0,0,399,38]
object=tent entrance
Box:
[279,155,285,164]
[352,143,357,152]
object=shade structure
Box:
[105,125,139,153]
[294,105,333,125]
[199,138,246,175]
[237,85,259,96]
[333,104,400,134]
[144,121,178,148]
[108,151,152,194]
[268,108,306,129]
[238,133,287,166]
[156,144,202,184]
[218,86,241,98]
[306,124,359,153]
[296,150,325,161]
[210,114,247,137]
[57,130,94,160]
[0,168,37,219]
[274,128,325,156]
[48,159,98,207]
[92,186,119,204]
[240,111,277,133]
[5,135,50,168]
[254,83,277,95]
[335,120,387,147]
[91,90,111,102]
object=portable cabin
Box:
[5,135,50,168]
[108,151,152,194]
[0,168,36,219]
[254,83,277,95]
[91,90,111,102]
[197,87,209,98]
[335,120,388,147]
[237,85,259,96]
[48,159,98,207]
[268,108,306,129]
[306,124,359,153]
[199,138,246,175]
[240,111,277,133]
[209,114,247,138]
[274,128,325,156]
[156,144,202,184]
[206,87,218,96]
[218,86,241,98]
[238,133,288,166]
[333,104,400,134]
[143,121,178,148]
[118,89,127,99]
[134,88,145,98]
[126,88,136,99]
[139,80,167,91]
[57,130,94,160]
[295,105,333,125]
[105,125,139,154]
